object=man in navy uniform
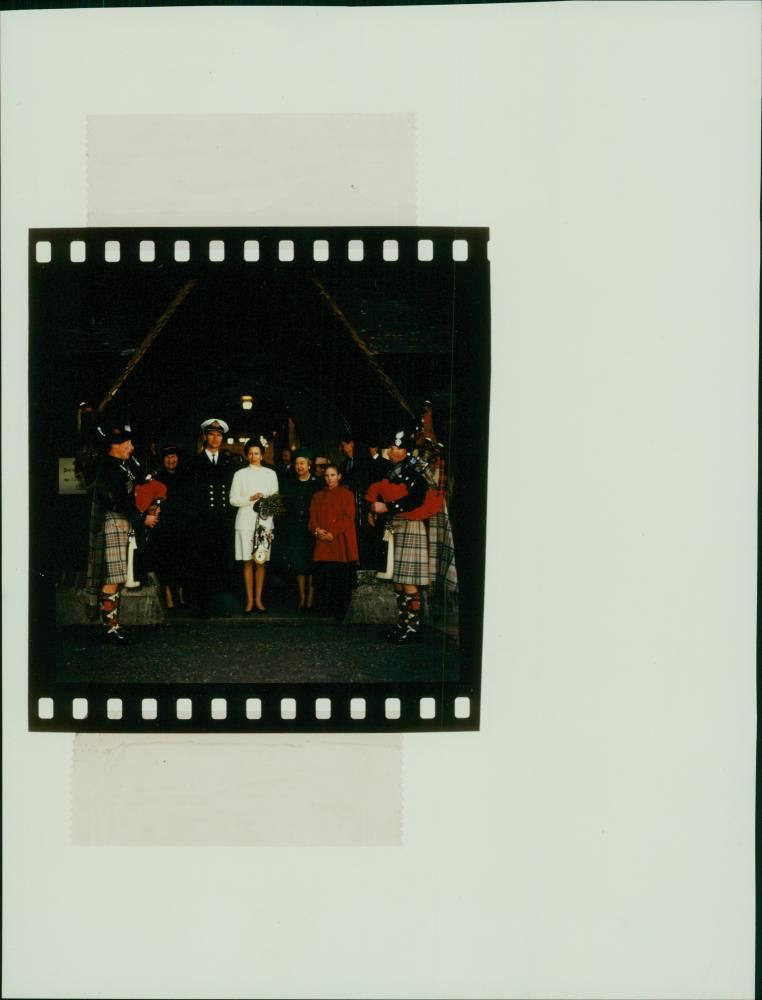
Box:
[188,418,238,617]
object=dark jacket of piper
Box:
[92,455,147,533]
[379,454,430,516]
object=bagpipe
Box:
[134,479,167,515]
[364,475,445,522]
[364,450,446,579]
[125,473,168,589]
[364,439,446,523]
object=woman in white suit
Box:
[229,439,279,612]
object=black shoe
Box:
[394,627,420,644]
[380,624,405,640]
[101,628,133,643]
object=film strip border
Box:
[30,684,479,733]
[29,225,488,734]
[30,226,489,266]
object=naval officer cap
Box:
[200,418,229,435]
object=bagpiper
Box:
[366,429,442,643]
[85,428,159,642]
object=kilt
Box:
[391,517,430,586]
[427,506,458,593]
[88,512,131,587]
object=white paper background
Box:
[87,112,418,225]
[2,4,758,998]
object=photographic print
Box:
[6,5,756,997]
[29,226,490,731]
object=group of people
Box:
[85,415,452,646]
[230,435,360,620]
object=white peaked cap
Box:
[200,418,229,434]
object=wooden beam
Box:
[97,279,198,414]
[310,276,415,419]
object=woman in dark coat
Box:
[280,449,320,610]
[151,446,190,610]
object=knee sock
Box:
[396,591,408,629]
[99,589,120,633]
[403,592,421,632]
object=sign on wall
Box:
[58,458,86,495]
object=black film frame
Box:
[29,226,490,733]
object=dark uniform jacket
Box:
[92,456,149,532]
[187,449,239,594]
[189,449,238,526]
[384,455,429,516]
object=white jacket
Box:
[229,465,279,530]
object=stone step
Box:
[56,570,458,630]
[57,573,165,626]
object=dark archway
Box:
[83,263,417,466]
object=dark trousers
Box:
[190,524,229,610]
[314,562,354,620]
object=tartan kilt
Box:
[427,506,458,593]
[391,517,430,586]
[87,512,131,590]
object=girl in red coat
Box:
[308,464,359,620]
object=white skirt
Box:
[235,520,274,562]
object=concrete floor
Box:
[54,569,460,685]
[55,617,459,685]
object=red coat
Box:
[309,486,359,563]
